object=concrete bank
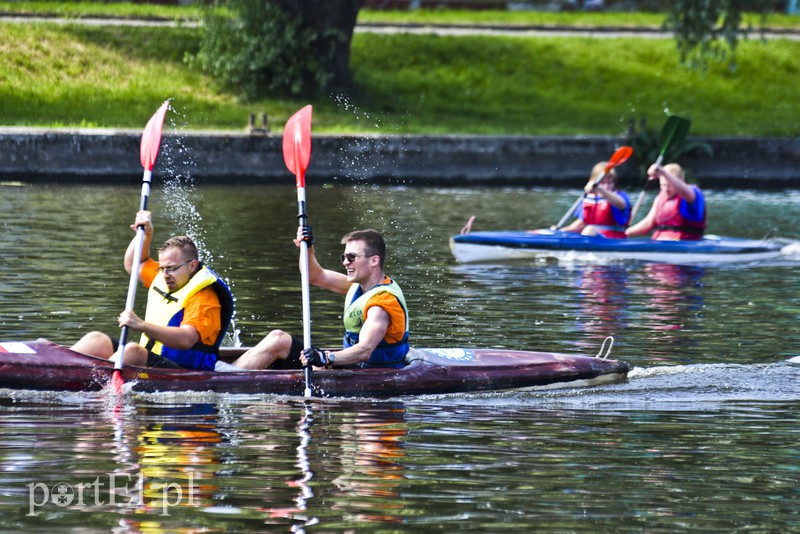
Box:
[1,129,799,188]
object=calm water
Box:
[1,180,799,532]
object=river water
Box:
[1,179,799,532]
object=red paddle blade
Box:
[110,369,124,395]
[605,146,633,172]
[282,105,313,188]
[140,100,170,171]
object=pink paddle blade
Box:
[282,105,313,188]
[140,100,170,171]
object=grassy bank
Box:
[1,9,799,136]
[3,2,799,29]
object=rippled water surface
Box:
[1,182,799,531]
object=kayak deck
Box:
[0,339,628,398]
[450,230,794,265]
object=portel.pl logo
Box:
[27,473,196,516]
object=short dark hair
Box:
[342,229,386,268]
[158,235,199,261]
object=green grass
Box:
[0,1,200,20]
[350,33,800,136]
[357,9,800,30]
[0,11,799,136]
[3,3,798,29]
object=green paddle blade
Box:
[658,115,691,159]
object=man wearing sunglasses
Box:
[234,227,409,370]
[71,210,233,371]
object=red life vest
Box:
[582,195,629,238]
[652,191,706,240]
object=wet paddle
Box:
[283,105,314,398]
[629,115,691,223]
[554,146,634,230]
[111,100,170,394]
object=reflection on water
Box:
[2,184,800,530]
[330,404,407,525]
[636,263,706,362]
[573,264,630,350]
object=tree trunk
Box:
[278,0,361,94]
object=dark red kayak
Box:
[0,339,628,397]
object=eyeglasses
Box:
[157,260,192,274]
[341,253,370,263]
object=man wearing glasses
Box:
[71,210,233,371]
[234,228,409,370]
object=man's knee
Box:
[264,329,291,349]
[71,331,114,358]
[119,342,148,367]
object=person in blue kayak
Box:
[71,210,233,371]
[234,227,410,370]
[558,161,631,238]
[625,163,706,240]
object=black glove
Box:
[299,224,314,246]
[302,347,334,367]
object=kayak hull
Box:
[0,339,628,398]
[450,230,793,265]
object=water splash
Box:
[155,105,241,347]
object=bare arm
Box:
[662,170,696,203]
[625,202,657,237]
[326,307,391,367]
[295,227,351,295]
[118,310,200,350]
[558,217,585,233]
[124,210,154,277]
[594,184,628,210]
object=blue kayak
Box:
[450,230,797,265]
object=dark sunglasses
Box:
[340,253,369,263]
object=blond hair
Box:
[589,161,617,183]
[663,163,685,181]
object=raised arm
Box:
[593,183,628,210]
[124,210,154,276]
[295,226,351,295]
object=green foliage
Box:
[624,116,713,178]
[189,0,330,100]
[666,0,772,70]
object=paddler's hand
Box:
[647,163,663,181]
[301,347,335,368]
[293,225,314,248]
[118,309,144,331]
[130,210,154,237]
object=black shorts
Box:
[145,352,182,369]
[109,333,182,369]
[268,335,305,370]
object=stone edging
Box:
[1,130,799,188]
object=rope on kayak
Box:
[595,336,614,360]
[460,215,475,235]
